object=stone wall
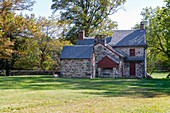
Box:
[115,47,144,57]
[124,62,129,76]
[123,62,144,77]
[94,43,119,67]
[136,62,143,77]
[97,67,120,78]
[61,59,93,78]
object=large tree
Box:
[51,0,126,44]
[0,0,36,58]
[133,0,170,74]
[13,16,72,71]
[0,0,35,75]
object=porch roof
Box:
[97,55,119,68]
[125,57,144,62]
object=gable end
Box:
[94,42,121,57]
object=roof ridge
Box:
[114,29,139,31]
[64,45,93,47]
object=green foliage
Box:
[90,17,118,37]
[0,0,35,59]
[51,0,125,44]
[133,1,170,73]
[0,0,36,76]
[0,1,72,72]
[13,16,72,71]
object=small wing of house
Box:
[60,45,95,78]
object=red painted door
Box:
[130,62,136,76]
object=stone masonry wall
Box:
[124,62,129,76]
[94,43,119,68]
[123,62,144,77]
[116,47,144,57]
[61,59,92,78]
[98,67,120,78]
[136,62,143,77]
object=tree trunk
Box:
[40,53,45,71]
[6,59,9,76]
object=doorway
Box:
[130,62,136,76]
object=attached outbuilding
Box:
[60,45,95,78]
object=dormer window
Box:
[130,49,135,56]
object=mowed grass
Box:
[0,75,170,113]
[151,71,169,78]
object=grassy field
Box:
[151,71,169,78]
[0,74,170,113]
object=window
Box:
[130,49,135,56]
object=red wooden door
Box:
[130,62,136,76]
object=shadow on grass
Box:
[0,75,169,98]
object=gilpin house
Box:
[60,22,148,78]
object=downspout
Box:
[92,53,95,78]
[143,48,146,78]
[122,58,124,77]
[119,57,124,77]
[60,59,63,77]
[122,65,123,77]
[91,48,95,78]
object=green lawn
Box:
[151,71,169,78]
[0,75,170,113]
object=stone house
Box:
[60,22,147,78]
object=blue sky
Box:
[21,0,165,30]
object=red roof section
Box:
[97,56,119,68]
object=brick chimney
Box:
[95,35,106,45]
[140,21,144,30]
[78,30,85,40]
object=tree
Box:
[34,16,73,70]
[133,1,170,74]
[0,0,35,75]
[51,0,126,44]
[13,16,72,71]
[90,17,117,37]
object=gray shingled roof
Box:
[109,30,147,47]
[60,45,93,59]
[77,30,147,47]
[76,39,94,45]
[76,37,112,45]
[125,57,144,61]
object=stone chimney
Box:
[78,30,85,40]
[140,21,144,30]
[95,35,106,45]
